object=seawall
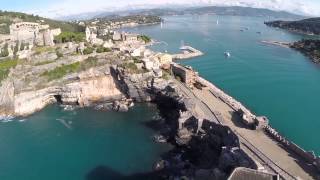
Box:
[197,76,320,173]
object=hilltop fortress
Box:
[9,22,61,46]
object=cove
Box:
[0,104,171,180]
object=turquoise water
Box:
[0,104,170,180]
[125,15,320,155]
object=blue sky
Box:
[1,0,320,18]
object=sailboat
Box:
[216,19,219,25]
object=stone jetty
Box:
[172,46,204,60]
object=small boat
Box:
[224,51,231,57]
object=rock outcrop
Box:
[1,67,124,117]
[149,78,257,179]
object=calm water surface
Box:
[0,104,170,180]
[125,15,320,155]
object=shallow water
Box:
[0,104,170,180]
[125,15,320,155]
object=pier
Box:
[172,46,204,60]
[171,63,320,180]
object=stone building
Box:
[9,22,61,46]
[228,167,279,180]
[156,53,173,65]
[85,26,103,45]
[171,63,198,87]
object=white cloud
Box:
[25,0,320,18]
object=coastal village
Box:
[0,13,320,180]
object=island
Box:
[0,11,320,180]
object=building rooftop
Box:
[228,167,278,180]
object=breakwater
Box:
[172,46,204,60]
[265,125,320,172]
[196,76,320,175]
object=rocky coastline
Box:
[290,39,320,64]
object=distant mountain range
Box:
[61,6,305,21]
[265,18,320,35]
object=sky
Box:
[1,0,320,18]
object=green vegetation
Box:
[34,60,55,66]
[120,62,148,74]
[138,35,151,43]
[0,43,9,57]
[41,62,81,81]
[83,47,94,55]
[13,41,19,56]
[41,56,100,81]
[0,58,19,83]
[121,62,139,73]
[54,32,85,43]
[0,11,84,34]
[96,46,111,53]
[133,57,142,63]
[55,50,63,59]
[80,56,98,71]
[265,18,320,35]
[162,70,171,80]
[20,42,29,51]
[34,46,55,54]
[291,39,320,63]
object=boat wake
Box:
[56,118,73,130]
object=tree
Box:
[1,43,9,57]
[13,41,19,56]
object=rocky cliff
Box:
[148,78,257,179]
[0,67,124,117]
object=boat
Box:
[224,51,231,57]
[216,20,219,25]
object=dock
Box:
[172,46,204,60]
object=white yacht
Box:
[224,51,231,57]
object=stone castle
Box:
[8,22,61,46]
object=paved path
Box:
[191,88,318,180]
[174,79,217,123]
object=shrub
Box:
[83,47,94,55]
[13,41,19,56]
[138,35,151,43]
[41,62,80,81]
[0,58,19,83]
[0,43,9,57]
[96,46,111,53]
[56,50,63,59]
[54,32,85,43]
